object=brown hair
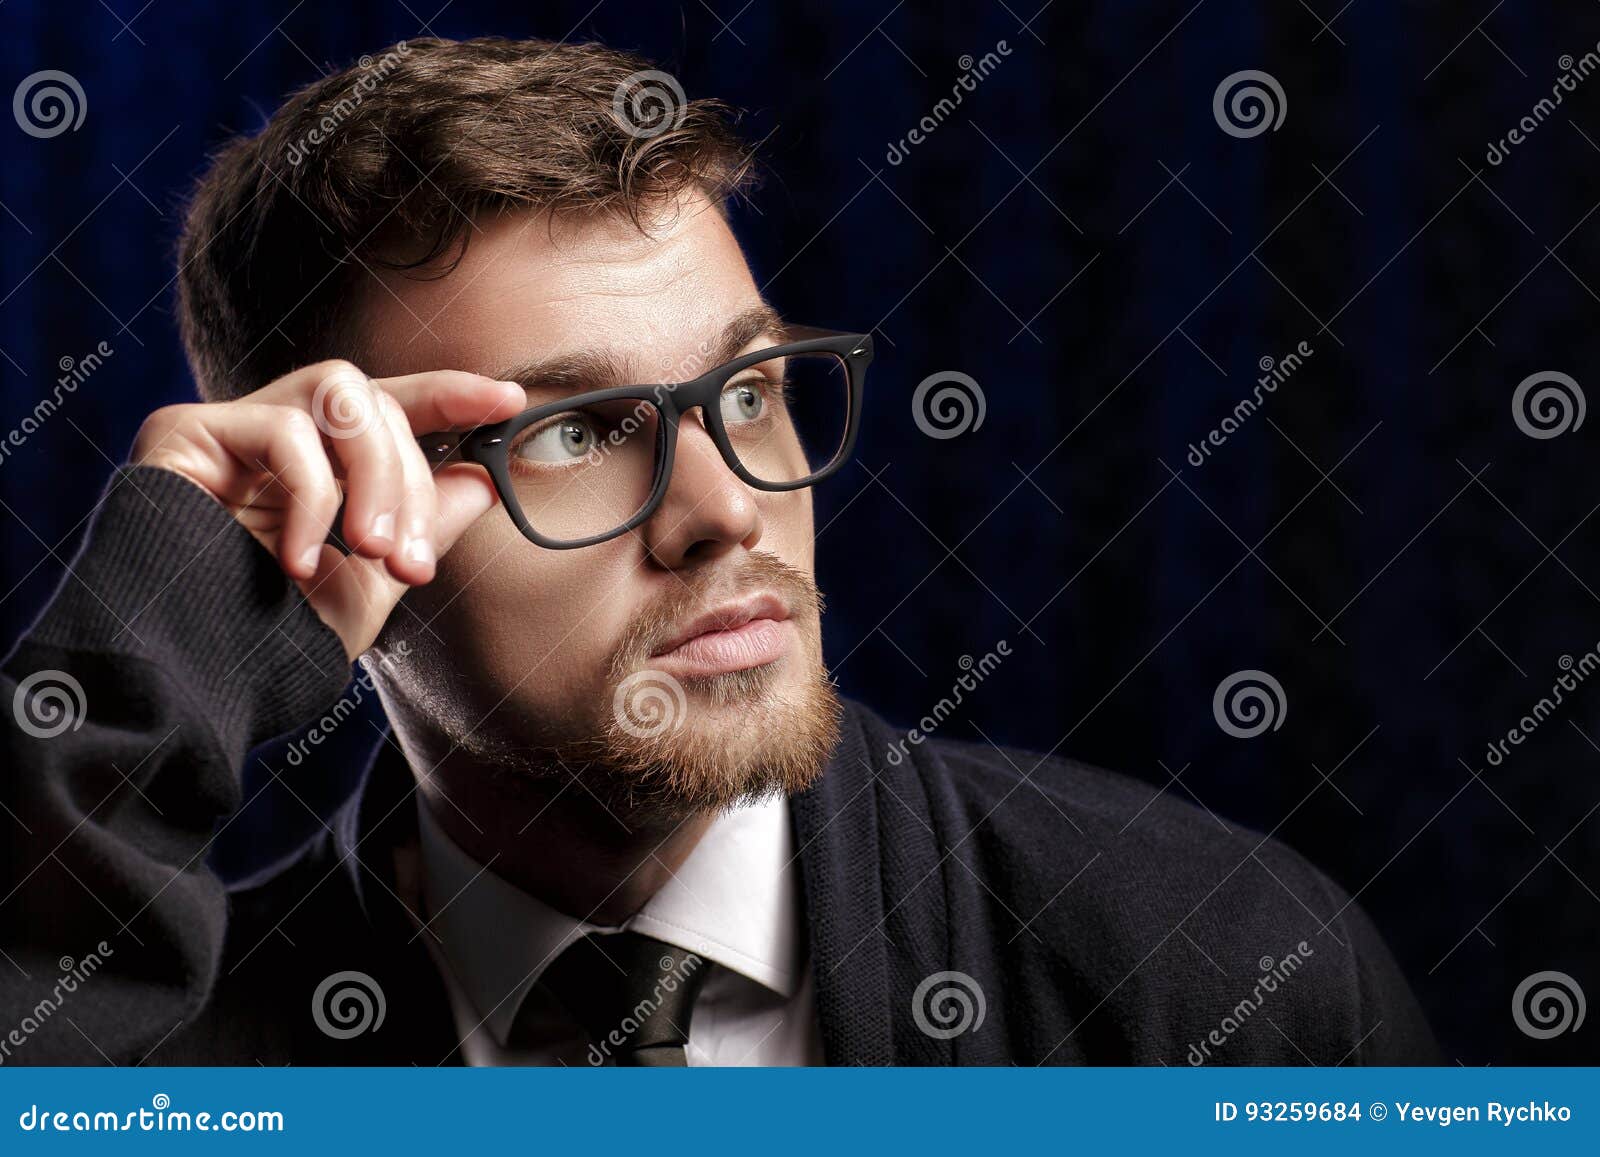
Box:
[176,36,756,401]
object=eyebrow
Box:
[493,303,789,395]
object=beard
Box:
[410,551,842,821]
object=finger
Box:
[297,458,498,658]
[430,461,502,558]
[204,403,341,581]
[372,370,526,434]
[295,545,395,664]
[379,391,440,585]
[306,367,404,557]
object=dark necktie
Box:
[517,930,711,1065]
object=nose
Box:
[639,415,762,567]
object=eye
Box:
[514,414,599,463]
[719,379,766,424]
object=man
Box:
[0,36,1437,1065]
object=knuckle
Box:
[376,386,406,423]
[302,474,342,510]
[431,370,486,390]
[279,406,321,440]
[309,369,383,442]
[306,358,366,383]
[140,402,193,432]
[132,404,199,457]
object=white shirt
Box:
[414,792,824,1066]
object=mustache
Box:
[606,552,824,680]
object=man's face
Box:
[357,192,839,814]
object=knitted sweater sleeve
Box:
[0,465,351,1064]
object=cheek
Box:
[758,488,816,573]
[422,517,639,692]
[407,483,818,700]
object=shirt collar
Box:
[415,790,805,1047]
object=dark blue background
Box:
[3,0,1598,1063]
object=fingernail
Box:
[298,545,322,574]
[404,537,435,566]
[371,512,396,541]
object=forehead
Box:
[353,194,762,381]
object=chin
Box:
[600,653,843,817]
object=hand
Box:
[131,360,526,661]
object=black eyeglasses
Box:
[417,326,872,548]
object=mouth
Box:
[648,592,795,679]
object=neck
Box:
[391,721,714,927]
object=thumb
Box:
[431,462,502,556]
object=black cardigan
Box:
[0,466,1439,1065]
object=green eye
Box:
[515,415,598,463]
[720,380,765,423]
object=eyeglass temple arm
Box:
[784,323,870,346]
[417,431,471,466]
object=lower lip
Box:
[651,618,794,678]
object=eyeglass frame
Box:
[415,325,874,549]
